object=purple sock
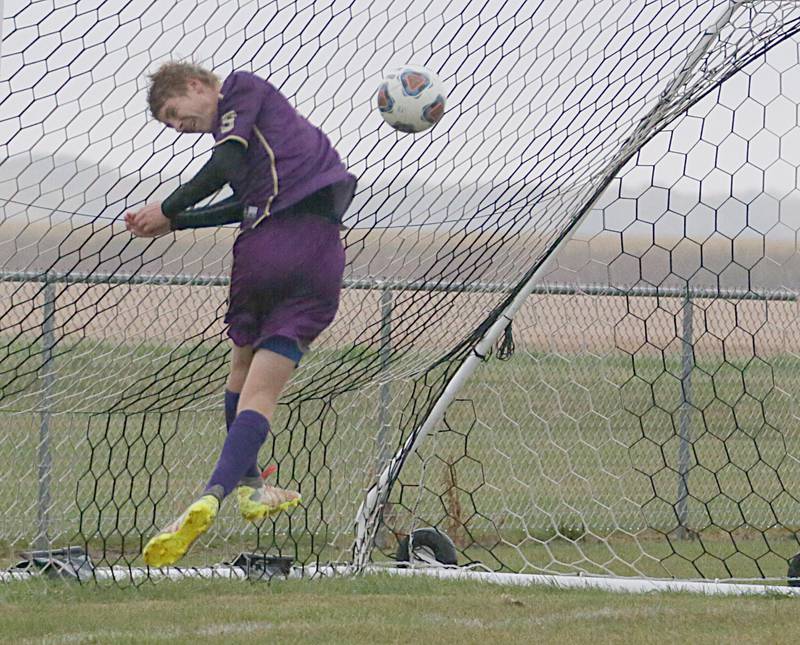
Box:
[224,390,261,480]
[206,409,269,499]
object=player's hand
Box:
[125,202,172,238]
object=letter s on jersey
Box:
[220,110,237,134]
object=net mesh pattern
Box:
[2,0,800,584]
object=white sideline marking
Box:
[22,621,275,644]
[196,621,275,636]
[536,606,678,624]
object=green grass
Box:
[0,574,798,644]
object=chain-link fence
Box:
[3,271,798,581]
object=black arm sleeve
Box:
[169,195,244,230]
[161,139,247,218]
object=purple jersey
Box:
[213,71,355,226]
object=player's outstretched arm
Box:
[125,140,246,237]
[126,194,245,237]
[170,195,244,230]
[160,140,246,217]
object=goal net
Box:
[2,0,800,588]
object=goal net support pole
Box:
[352,0,750,570]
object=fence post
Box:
[371,286,394,549]
[377,286,393,470]
[676,287,694,538]
[35,274,56,550]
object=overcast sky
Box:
[1,0,800,279]
[0,3,759,185]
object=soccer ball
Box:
[376,65,446,133]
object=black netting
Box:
[2,0,800,586]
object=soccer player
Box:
[125,62,356,567]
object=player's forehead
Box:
[158,95,185,121]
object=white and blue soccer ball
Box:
[376,65,446,133]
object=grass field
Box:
[1,574,798,644]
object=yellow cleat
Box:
[237,484,301,522]
[143,495,219,567]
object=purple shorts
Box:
[225,211,345,362]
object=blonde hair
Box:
[147,62,219,118]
